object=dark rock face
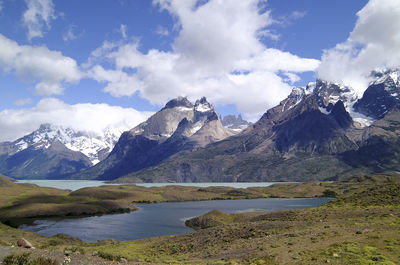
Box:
[274,99,355,154]
[354,70,400,119]
[313,80,357,111]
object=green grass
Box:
[0,174,400,264]
[3,253,58,265]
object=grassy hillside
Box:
[0,176,136,226]
[80,174,400,264]
[0,174,344,227]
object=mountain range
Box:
[1,68,399,182]
[0,124,126,179]
[72,97,237,180]
[114,68,400,182]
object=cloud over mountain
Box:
[88,0,319,120]
[0,98,152,142]
[317,0,400,95]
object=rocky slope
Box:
[116,69,400,182]
[73,97,235,180]
[0,124,125,179]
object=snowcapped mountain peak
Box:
[280,87,306,112]
[314,79,358,112]
[353,68,400,121]
[288,87,305,102]
[290,87,305,96]
[13,124,125,165]
[305,82,316,95]
[371,68,400,87]
[195,97,213,113]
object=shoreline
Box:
[19,197,333,243]
[2,177,338,228]
[1,174,399,264]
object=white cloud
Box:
[23,0,56,41]
[62,26,77,42]
[155,25,169,36]
[290,11,307,20]
[88,0,319,119]
[0,0,3,12]
[88,65,143,97]
[317,0,400,96]
[120,24,127,38]
[14,98,32,106]
[0,34,82,96]
[0,98,153,142]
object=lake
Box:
[16,179,280,191]
[20,198,332,242]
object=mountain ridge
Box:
[0,123,127,179]
[71,97,236,180]
[114,68,400,183]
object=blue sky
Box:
[1,0,399,141]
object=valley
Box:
[1,0,400,264]
[0,174,398,264]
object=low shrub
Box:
[3,253,58,265]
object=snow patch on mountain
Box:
[318,107,331,115]
[195,102,212,112]
[373,69,400,86]
[195,97,213,113]
[350,111,376,128]
[176,106,194,112]
[190,121,204,135]
[305,82,316,95]
[314,80,359,112]
[282,87,305,112]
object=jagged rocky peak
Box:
[313,79,358,112]
[163,96,193,110]
[129,96,221,142]
[16,123,76,150]
[130,97,195,140]
[10,123,124,165]
[173,97,232,142]
[354,68,400,120]
[195,97,214,113]
[371,68,400,86]
[281,87,306,112]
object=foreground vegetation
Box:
[0,174,399,264]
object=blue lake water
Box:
[20,198,332,242]
[16,179,279,191]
